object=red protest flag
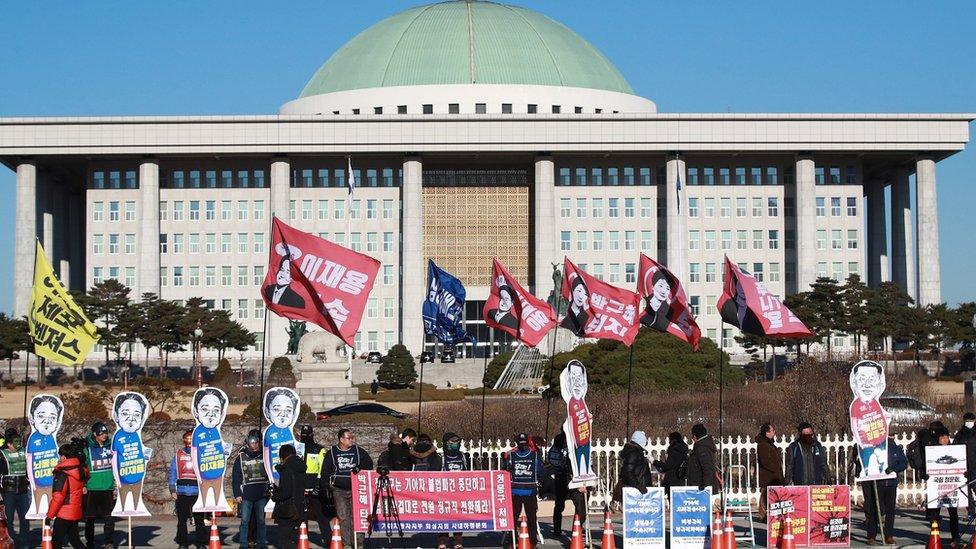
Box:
[560,257,641,346]
[261,217,380,347]
[637,254,702,351]
[718,256,812,339]
[483,258,556,347]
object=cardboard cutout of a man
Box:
[262,387,301,483]
[111,391,153,516]
[26,394,64,518]
[191,387,233,512]
[560,360,597,487]
[849,360,893,480]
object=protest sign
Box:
[669,487,712,549]
[623,487,665,548]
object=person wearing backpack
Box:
[548,432,586,539]
[46,438,90,549]
[755,423,783,521]
[653,431,689,495]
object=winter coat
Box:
[409,442,442,471]
[688,435,721,493]
[618,442,654,493]
[272,454,307,523]
[378,440,412,471]
[231,446,270,501]
[852,438,908,488]
[756,435,784,490]
[47,456,90,522]
[955,425,976,477]
[654,439,689,489]
[785,439,831,485]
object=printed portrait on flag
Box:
[26,394,64,519]
[560,271,591,337]
[560,360,597,487]
[560,258,640,345]
[191,387,232,512]
[483,259,556,348]
[849,361,893,481]
[262,217,380,347]
[263,387,300,483]
[718,257,812,339]
[637,254,701,351]
[111,391,153,516]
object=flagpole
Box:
[543,300,561,444]
[346,156,354,382]
[625,343,634,439]
[416,359,424,433]
[23,239,38,428]
[719,320,725,512]
[258,214,275,432]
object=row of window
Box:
[337,103,614,115]
[558,197,654,219]
[292,168,400,188]
[688,197,786,218]
[687,165,859,186]
[91,171,138,190]
[558,166,656,187]
[155,230,397,255]
[689,230,792,251]
[289,199,397,222]
[559,230,654,252]
[163,169,267,189]
[154,264,400,287]
[159,200,265,222]
[815,197,858,217]
[92,201,136,222]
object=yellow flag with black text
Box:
[29,241,99,365]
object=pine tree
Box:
[377,344,418,388]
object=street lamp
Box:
[194,324,204,388]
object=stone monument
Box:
[293,330,358,411]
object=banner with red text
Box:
[637,254,701,350]
[351,470,513,533]
[719,256,812,339]
[483,258,556,347]
[560,258,640,345]
[262,217,380,346]
[767,485,851,547]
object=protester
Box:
[410,434,442,471]
[653,431,689,495]
[0,427,30,544]
[755,423,784,521]
[688,424,721,495]
[46,439,90,549]
[618,430,654,495]
[378,428,415,471]
[439,432,469,549]
[785,422,832,485]
[925,427,960,546]
[169,429,208,549]
[232,429,269,549]
[83,422,117,549]
[324,428,374,549]
[272,444,306,549]
[299,424,333,541]
[504,432,544,548]
[953,412,976,515]
[547,432,586,539]
[854,434,907,546]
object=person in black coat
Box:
[272,445,307,549]
[653,432,689,494]
[618,431,654,494]
[954,412,976,514]
[687,424,721,495]
[547,432,586,539]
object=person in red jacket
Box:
[46,438,90,549]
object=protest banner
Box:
[623,487,665,548]
[767,486,811,547]
[808,485,851,546]
[669,487,712,549]
[926,444,968,509]
[350,470,512,533]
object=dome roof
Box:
[299,0,634,98]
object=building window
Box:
[689,263,700,283]
[752,198,763,217]
[687,168,699,185]
[576,198,587,218]
[109,201,120,221]
[847,197,857,216]
[93,234,104,254]
[753,263,764,281]
[640,197,652,218]
[608,198,619,218]
[374,106,383,115]
[831,197,841,217]
[222,200,232,221]
[703,167,715,185]
[768,197,779,217]
[221,266,232,286]
[501,103,512,114]
[173,266,184,287]
[721,230,731,251]
[815,197,825,217]
[769,263,780,282]
[125,171,138,190]
[93,201,104,222]
[767,166,778,185]
[475,103,486,114]
[752,230,763,250]
[221,233,231,253]
[254,233,265,253]
[815,167,825,185]
[704,230,716,251]
[831,229,842,250]
[449,103,460,114]
[735,198,746,217]
[705,263,716,283]
[592,231,603,251]
[816,230,827,250]
[551,105,561,114]
[751,167,763,185]
[560,231,571,251]
[527,104,537,114]
[688,198,698,217]
[689,230,700,251]
[624,231,635,251]
[608,264,620,283]
[205,233,216,253]
[829,167,841,185]
[560,198,570,218]
[384,298,395,318]
[848,262,859,276]
[609,231,620,251]
[704,198,715,218]
[592,198,603,218]
[846,165,858,184]
[737,230,747,250]
[735,167,746,185]
[397,105,407,114]
[422,104,433,114]
[624,198,635,218]
[124,201,136,221]
[848,229,858,249]
[558,168,570,186]
[768,230,779,250]
[591,168,603,186]
[625,263,636,283]
[158,234,167,254]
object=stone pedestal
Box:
[295,361,359,411]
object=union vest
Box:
[176,448,197,482]
[1,448,28,493]
[509,450,538,489]
[442,453,467,472]
[547,445,568,475]
[239,452,268,485]
[330,445,360,490]
[85,444,115,491]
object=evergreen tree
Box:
[377,344,418,388]
[807,277,844,359]
[267,356,298,387]
[839,274,872,355]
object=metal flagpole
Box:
[543,262,565,443]
[719,320,725,511]
[22,352,30,428]
[479,333,490,461]
[24,239,38,428]
[346,156,354,382]
[625,344,635,439]
[417,360,424,433]
[258,214,275,432]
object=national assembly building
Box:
[1,1,972,360]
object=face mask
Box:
[446,442,461,452]
[967,421,975,429]
[800,433,814,444]
[517,442,529,450]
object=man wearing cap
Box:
[232,429,270,549]
[169,429,208,549]
[83,421,117,549]
[299,424,332,543]
[504,432,544,548]
[324,428,373,549]
[0,427,30,544]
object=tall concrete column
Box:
[137,160,160,299]
[41,179,54,264]
[14,162,37,317]
[916,156,941,305]
[890,168,915,299]
[665,155,688,283]
[270,158,290,219]
[533,156,556,297]
[866,180,889,287]
[795,156,817,290]
[401,157,424,356]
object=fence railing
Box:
[462,432,929,509]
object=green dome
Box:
[299,0,634,97]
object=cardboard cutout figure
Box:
[262,387,301,483]
[111,391,153,516]
[560,360,597,487]
[190,387,232,512]
[26,394,64,519]
[849,360,894,481]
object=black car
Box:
[420,351,434,364]
[440,350,455,364]
[366,351,383,364]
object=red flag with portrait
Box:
[261,217,380,346]
[718,256,812,339]
[483,259,556,348]
[637,254,702,351]
[560,258,640,346]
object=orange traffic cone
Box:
[517,514,532,549]
[927,521,942,549]
[329,520,344,549]
[297,521,311,549]
[570,514,584,549]
[779,515,796,549]
[208,521,221,549]
[601,509,616,549]
[711,513,723,548]
[724,510,735,549]
[40,523,53,549]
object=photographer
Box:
[325,428,373,548]
[46,437,90,549]
[232,430,269,549]
[272,444,306,549]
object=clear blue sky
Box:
[1,1,973,313]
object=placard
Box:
[623,487,665,548]
[669,487,712,549]
[767,486,811,547]
[560,359,597,488]
[808,485,851,546]
[25,394,64,519]
[926,444,968,509]
[849,360,894,482]
[190,386,232,512]
[111,391,152,517]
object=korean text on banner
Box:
[29,241,99,366]
[623,487,665,549]
[668,487,711,549]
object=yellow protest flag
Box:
[28,241,99,365]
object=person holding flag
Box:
[637,254,701,350]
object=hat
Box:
[3,428,20,441]
[92,422,109,435]
[247,432,261,445]
[300,425,313,437]
[516,432,529,444]
[631,430,648,447]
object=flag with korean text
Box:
[261,217,380,347]
[423,260,477,345]
[637,254,701,351]
[560,257,640,345]
[29,241,99,366]
[483,258,556,347]
[718,256,812,338]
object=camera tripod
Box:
[366,471,406,549]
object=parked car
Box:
[366,352,383,364]
[880,395,936,427]
[419,351,434,364]
[440,350,455,364]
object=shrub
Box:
[213,358,233,386]
[149,411,171,421]
[267,357,297,388]
[483,351,513,388]
[59,388,110,421]
[377,345,417,387]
